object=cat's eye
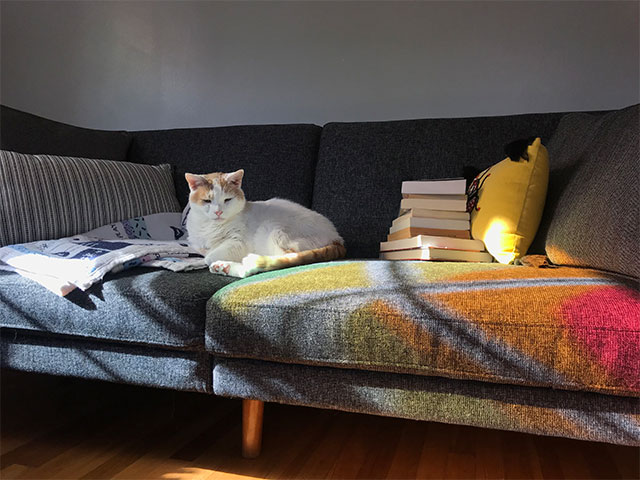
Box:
[224,198,232,203]
[203,199,211,203]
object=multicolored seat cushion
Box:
[207,261,639,397]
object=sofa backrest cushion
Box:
[539,104,639,278]
[313,113,565,258]
[129,125,322,208]
[0,105,131,160]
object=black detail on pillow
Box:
[171,226,186,240]
[463,166,482,188]
[505,137,537,162]
[466,168,491,213]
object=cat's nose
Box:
[215,210,223,217]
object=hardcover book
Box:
[380,235,485,253]
[395,208,470,222]
[389,215,470,234]
[380,247,493,262]
[400,197,468,212]
[401,177,467,196]
[387,227,471,241]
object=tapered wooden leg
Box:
[242,399,264,458]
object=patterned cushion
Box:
[541,105,639,278]
[0,150,181,246]
[207,260,640,397]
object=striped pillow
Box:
[0,150,181,246]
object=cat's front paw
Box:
[209,261,232,275]
[210,260,247,278]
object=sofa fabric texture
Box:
[1,329,213,393]
[214,359,640,446]
[0,151,181,246]
[128,124,322,208]
[313,113,566,259]
[0,106,131,161]
[0,269,235,350]
[541,105,639,278]
[208,260,640,397]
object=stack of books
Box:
[380,177,492,262]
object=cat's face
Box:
[185,169,246,221]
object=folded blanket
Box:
[0,212,206,296]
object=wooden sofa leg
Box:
[242,399,264,458]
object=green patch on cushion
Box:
[214,261,370,308]
[343,299,492,378]
[345,300,426,367]
[383,386,585,438]
[213,260,331,296]
[386,388,513,430]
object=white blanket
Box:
[0,211,207,296]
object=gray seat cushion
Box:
[0,268,236,350]
[214,359,640,446]
[2,329,213,393]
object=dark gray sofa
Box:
[1,105,638,454]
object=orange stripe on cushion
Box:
[444,265,611,283]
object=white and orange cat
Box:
[185,169,345,277]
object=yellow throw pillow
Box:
[469,138,549,264]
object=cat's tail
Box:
[242,241,346,275]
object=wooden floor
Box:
[1,370,638,480]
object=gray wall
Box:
[1,1,638,130]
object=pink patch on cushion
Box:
[561,286,640,391]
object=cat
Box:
[185,169,346,278]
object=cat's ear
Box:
[185,173,207,191]
[226,169,244,187]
